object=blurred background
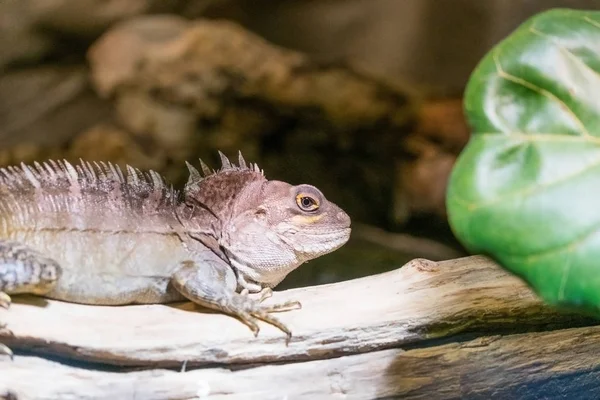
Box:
[1,0,599,287]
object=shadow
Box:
[163,301,221,315]
[382,328,600,399]
[9,295,51,308]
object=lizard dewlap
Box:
[0,151,351,356]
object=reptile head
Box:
[183,152,351,288]
[224,179,351,288]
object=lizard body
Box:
[0,152,351,356]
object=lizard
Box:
[0,151,351,357]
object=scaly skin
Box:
[0,151,351,356]
[0,242,61,358]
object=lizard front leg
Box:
[0,241,62,358]
[171,259,300,342]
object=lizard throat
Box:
[224,248,299,290]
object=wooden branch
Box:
[0,256,593,368]
[4,324,600,399]
[3,256,599,398]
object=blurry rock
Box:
[116,91,198,162]
[394,139,456,222]
[88,15,190,93]
[394,98,470,222]
[0,142,47,167]
[226,0,600,96]
[68,124,166,173]
[88,15,414,223]
[27,0,168,37]
[179,0,238,19]
[89,16,410,129]
[415,98,470,152]
[0,66,112,148]
[0,1,54,70]
[0,122,172,183]
[26,0,230,37]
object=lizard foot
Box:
[232,296,302,344]
[0,292,10,309]
[240,287,277,303]
[171,260,302,344]
[0,241,62,362]
[0,342,13,360]
[0,293,13,359]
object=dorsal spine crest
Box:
[185,151,264,192]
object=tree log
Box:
[4,325,600,400]
[1,256,597,398]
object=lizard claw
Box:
[0,293,11,309]
[257,287,273,303]
[261,298,302,313]
[234,297,302,345]
[172,263,302,345]
[0,293,14,360]
[0,342,13,360]
[240,287,275,303]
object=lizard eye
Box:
[296,193,319,212]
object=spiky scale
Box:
[218,151,232,169]
[238,151,247,169]
[126,165,140,185]
[63,161,79,184]
[149,170,164,189]
[82,161,98,181]
[20,164,40,189]
[185,161,201,186]
[199,159,212,176]
[112,163,125,182]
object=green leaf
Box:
[447,8,600,314]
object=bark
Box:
[3,256,586,367]
[4,326,600,400]
[1,256,597,399]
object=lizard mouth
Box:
[297,226,351,256]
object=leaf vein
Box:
[583,15,600,30]
[558,252,572,301]
[474,132,600,143]
[492,52,589,136]
[503,218,600,266]
[529,25,600,124]
[448,153,600,211]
